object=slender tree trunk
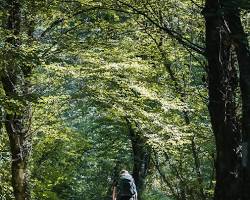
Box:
[106,161,121,200]
[225,5,250,199]
[152,151,181,200]
[203,1,241,199]
[1,1,31,199]
[191,137,206,200]
[160,52,206,199]
[0,105,3,135]
[145,29,207,198]
[126,118,151,200]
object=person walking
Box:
[112,170,137,200]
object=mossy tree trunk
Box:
[1,1,32,199]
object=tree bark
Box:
[1,1,31,199]
[3,112,31,200]
[203,1,241,199]
[224,4,250,199]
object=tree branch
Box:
[116,0,205,55]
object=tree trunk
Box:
[225,5,250,199]
[1,0,31,199]
[126,119,151,200]
[203,1,241,199]
[145,33,207,199]
[3,112,31,200]
[106,161,121,200]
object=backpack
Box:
[117,174,136,197]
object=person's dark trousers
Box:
[118,196,132,200]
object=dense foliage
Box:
[1,0,250,200]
